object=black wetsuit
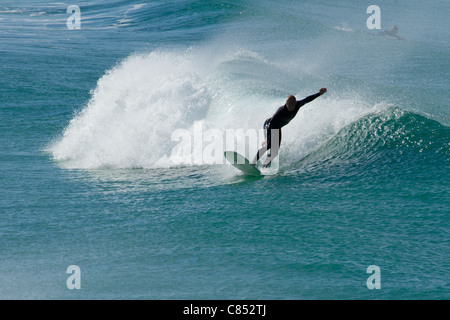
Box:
[264,92,321,150]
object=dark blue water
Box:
[1,0,449,299]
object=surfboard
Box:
[224,151,261,176]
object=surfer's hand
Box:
[319,88,327,95]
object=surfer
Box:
[252,88,327,167]
[378,25,401,39]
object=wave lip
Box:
[293,106,450,177]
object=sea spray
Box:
[50,47,395,170]
[50,50,211,168]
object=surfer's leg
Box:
[252,119,271,165]
[263,129,281,168]
[252,145,267,165]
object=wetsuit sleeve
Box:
[295,92,321,110]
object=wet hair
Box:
[286,95,296,109]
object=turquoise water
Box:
[1,0,449,299]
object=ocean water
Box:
[1,0,449,299]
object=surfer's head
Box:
[390,25,399,35]
[286,95,296,111]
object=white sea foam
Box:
[49,47,380,170]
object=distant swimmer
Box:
[252,88,327,168]
[378,25,401,39]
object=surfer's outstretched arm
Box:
[296,88,327,109]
